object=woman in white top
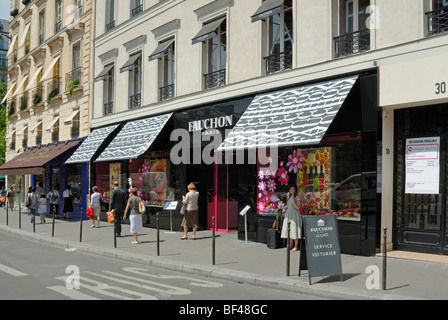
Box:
[181,183,199,240]
[90,186,103,228]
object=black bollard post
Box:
[33,208,35,233]
[52,209,55,237]
[19,202,21,229]
[79,207,83,242]
[5,202,8,226]
[382,227,387,291]
[156,211,160,256]
[113,212,117,249]
[286,221,291,277]
[212,216,216,265]
[6,201,8,226]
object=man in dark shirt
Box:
[109,181,127,237]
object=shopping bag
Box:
[107,210,115,223]
[139,199,146,214]
[86,207,94,220]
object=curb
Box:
[0,224,420,300]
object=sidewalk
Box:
[1,208,447,300]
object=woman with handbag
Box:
[180,183,199,240]
[90,186,103,228]
[123,187,143,244]
[62,185,74,219]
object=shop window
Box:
[66,163,82,202]
[95,162,127,202]
[256,138,362,221]
[128,157,174,206]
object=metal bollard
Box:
[19,202,21,229]
[156,212,160,256]
[33,208,35,233]
[113,212,117,249]
[52,206,56,237]
[212,216,216,265]
[382,227,387,291]
[6,201,8,226]
[286,221,291,277]
[79,207,83,242]
[5,203,8,226]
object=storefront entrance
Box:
[394,105,448,255]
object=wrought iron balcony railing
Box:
[264,49,292,75]
[71,126,80,139]
[65,67,82,92]
[426,6,448,36]
[106,20,115,32]
[19,92,29,112]
[104,102,114,116]
[47,77,61,103]
[334,29,370,58]
[35,135,42,146]
[159,84,175,101]
[129,93,142,109]
[131,4,143,17]
[55,20,62,33]
[204,69,226,89]
[30,85,43,107]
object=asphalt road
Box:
[0,230,325,302]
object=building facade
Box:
[0,19,9,86]
[0,0,93,216]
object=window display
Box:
[256,139,363,221]
[66,164,82,202]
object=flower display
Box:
[267,179,276,192]
[276,167,289,186]
[286,149,305,173]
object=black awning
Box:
[251,0,284,23]
[119,53,142,73]
[148,38,175,61]
[192,17,225,45]
[94,65,114,82]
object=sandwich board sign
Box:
[299,215,343,285]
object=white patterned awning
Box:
[217,76,358,151]
[95,113,173,162]
[65,124,120,164]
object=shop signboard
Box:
[405,137,440,195]
[299,215,343,285]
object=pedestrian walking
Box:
[47,185,59,217]
[109,181,127,237]
[280,185,302,251]
[6,186,14,211]
[25,187,32,215]
[181,183,199,240]
[90,186,103,228]
[26,188,38,224]
[38,193,47,223]
[62,185,74,219]
[123,187,143,244]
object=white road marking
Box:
[0,263,28,277]
[47,285,101,300]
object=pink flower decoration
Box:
[277,167,289,186]
[258,170,264,179]
[258,181,266,191]
[287,150,305,173]
[257,202,265,213]
[267,179,276,192]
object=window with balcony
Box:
[66,43,82,95]
[131,0,143,17]
[126,52,142,109]
[427,0,448,36]
[192,17,227,89]
[106,0,116,31]
[149,38,175,101]
[22,128,28,149]
[264,0,293,74]
[9,132,16,151]
[70,111,80,138]
[51,118,60,143]
[334,0,371,58]
[35,123,43,146]
[103,64,114,115]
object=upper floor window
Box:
[131,0,143,17]
[192,17,227,89]
[39,10,45,44]
[334,0,371,58]
[106,0,116,31]
[426,0,448,36]
[120,52,142,109]
[55,0,63,33]
[149,38,175,101]
[252,0,293,74]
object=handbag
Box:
[180,204,185,215]
[107,210,115,223]
[0,196,5,202]
[139,199,146,214]
[25,197,31,208]
[86,207,94,220]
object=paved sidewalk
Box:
[1,208,447,300]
